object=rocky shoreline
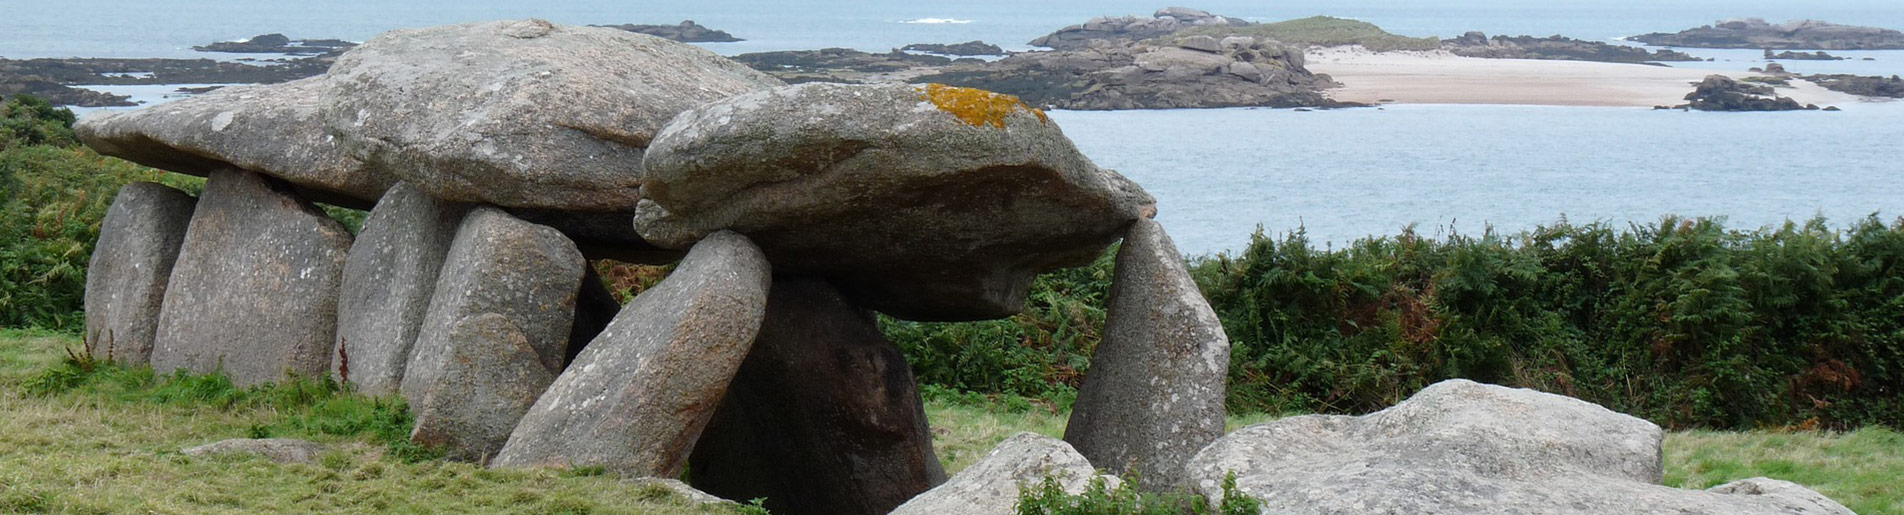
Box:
[1444,31,1701,64]
[1629,18,1904,50]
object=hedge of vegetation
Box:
[6,94,1900,431]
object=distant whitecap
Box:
[899,18,973,24]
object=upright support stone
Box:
[334,182,468,395]
[85,182,196,365]
[493,231,770,475]
[687,277,946,515]
[401,206,584,462]
[151,169,352,386]
[1064,218,1230,491]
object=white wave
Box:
[899,18,973,24]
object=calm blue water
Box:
[10,1,1904,255]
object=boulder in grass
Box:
[494,231,770,476]
[334,182,469,395]
[84,182,196,365]
[891,432,1121,515]
[1182,379,1855,514]
[150,169,351,386]
[322,19,782,213]
[1065,218,1228,491]
[635,82,1154,321]
[76,78,390,207]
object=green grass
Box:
[1166,16,1441,52]
[0,329,736,514]
[2,330,1897,513]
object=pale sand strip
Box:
[1305,46,1867,107]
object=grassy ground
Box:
[2,330,1898,514]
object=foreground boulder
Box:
[892,433,1121,515]
[1183,379,1853,514]
[76,79,388,206]
[400,207,583,461]
[688,278,946,515]
[322,19,781,213]
[84,182,196,364]
[334,182,469,395]
[494,231,771,476]
[1066,218,1228,491]
[635,82,1154,320]
[151,169,351,386]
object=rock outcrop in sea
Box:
[1030,7,1250,51]
[1445,31,1701,63]
[589,20,743,42]
[74,17,1855,515]
[1629,18,1904,50]
[1673,74,1819,111]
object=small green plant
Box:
[735,498,772,515]
[1013,471,1260,515]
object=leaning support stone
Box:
[84,182,196,365]
[1064,218,1229,491]
[687,277,946,515]
[334,182,468,395]
[493,231,770,476]
[401,206,584,462]
[151,169,352,386]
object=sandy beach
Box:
[1306,46,1869,107]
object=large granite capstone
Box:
[635,82,1154,320]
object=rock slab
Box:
[635,82,1153,321]
[400,206,583,461]
[334,182,468,395]
[494,231,771,476]
[688,277,946,515]
[150,169,351,386]
[76,78,388,206]
[84,182,196,365]
[323,19,781,212]
[1065,218,1228,491]
[1182,379,1854,514]
[892,432,1121,515]
[182,438,325,464]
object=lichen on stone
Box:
[919,83,1048,128]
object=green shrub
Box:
[0,145,184,330]
[884,249,1115,402]
[1167,16,1441,52]
[0,94,78,150]
[1014,470,1259,515]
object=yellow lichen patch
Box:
[920,83,1048,128]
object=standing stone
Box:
[84,182,196,365]
[334,182,469,395]
[493,231,770,475]
[151,169,351,386]
[892,432,1122,515]
[409,313,556,462]
[400,206,583,461]
[1065,218,1229,491]
[688,277,946,515]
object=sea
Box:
[7,0,1904,256]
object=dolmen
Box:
[75,18,1851,515]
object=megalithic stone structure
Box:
[493,231,770,476]
[84,182,196,365]
[150,168,352,386]
[1065,218,1230,491]
[687,277,947,515]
